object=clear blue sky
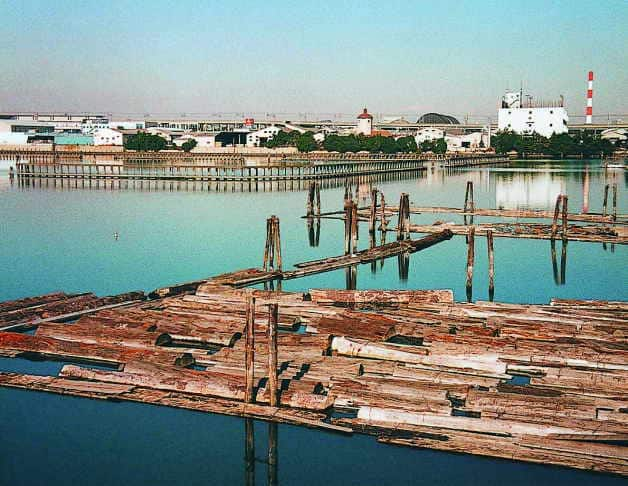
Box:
[1,0,626,119]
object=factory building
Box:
[497,91,568,137]
[246,126,281,147]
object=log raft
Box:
[0,284,626,476]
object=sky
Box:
[1,0,627,120]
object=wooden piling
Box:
[351,200,359,252]
[561,195,569,240]
[267,303,279,408]
[306,182,314,217]
[245,294,256,403]
[369,188,378,234]
[380,191,387,232]
[612,183,617,222]
[487,230,494,297]
[273,216,282,272]
[551,195,562,240]
[466,226,475,300]
[397,193,410,241]
[603,184,609,217]
[344,200,352,255]
[315,182,321,217]
[464,181,475,212]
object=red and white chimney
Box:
[585,71,593,124]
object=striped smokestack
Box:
[585,71,593,124]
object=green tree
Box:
[181,139,197,152]
[433,138,447,154]
[395,136,418,153]
[296,132,318,152]
[124,132,167,151]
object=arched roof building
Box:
[417,113,460,124]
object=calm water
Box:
[0,160,626,485]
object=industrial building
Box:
[497,91,569,137]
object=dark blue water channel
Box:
[0,160,626,485]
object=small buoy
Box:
[113,232,119,240]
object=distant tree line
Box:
[265,130,431,154]
[491,131,615,158]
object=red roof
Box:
[357,108,373,120]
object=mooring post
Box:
[306,182,314,217]
[315,182,321,217]
[273,216,282,271]
[602,184,609,217]
[380,191,387,232]
[267,303,279,408]
[487,230,495,300]
[344,199,352,255]
[612,183,617,222]
[351,200,359,252]
[551,194,562,240]
[466,226,475,301]
[397,193,409,241]
[560,240,568,285]
[464,181,475,212]
[369,188,378,234]
[561,195,569,241]
[263,217,272,271]
[245,293,256,404]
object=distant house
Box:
[356,108,373,136]
[93,128,123,146]
[246,126,281,147]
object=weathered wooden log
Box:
[268,303,279,407]
[487,230,495,298]
[466,226,475,300]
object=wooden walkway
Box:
[0,284,626,475]
[11,155,507,182]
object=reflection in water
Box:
[397,251,409,281]
[306,217,320,247]
[345,265,357,290]
[551,240,568,285]
[243,420,279,486]
[495,172,565,210]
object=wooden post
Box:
[397,193,409,241]
[273,216,282,271]
[380,191,387,232]
[551,194,562,240]
[267,303,279,408]
[244,294,256,403]
[369,188,377,234]
[602,184,609,217]
[306,182,314,217]
[466,226,475,301]
[263,217,272,271]
[464,181,475,212]
[487,230,494,299]
[351,200,359,252]
[344,200,352,255]
[561,195,569,240]
[315,182,321,217]
[612,183,617,222]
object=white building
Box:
[246,126,281,147]
[415,127,445,144]
[497,91,568,137]
[173,133,217,149]
[0,132,28,145]
[93,128,123,146]
[108,120,145,130]
[445,132,487,151]
[356,108,373,136]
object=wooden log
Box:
[603,184,609,217]
[351,201,359,252]
[273,216,282,272]
[369,188,377,234]
[612,183,618,221]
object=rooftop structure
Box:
[417,113,460,124]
